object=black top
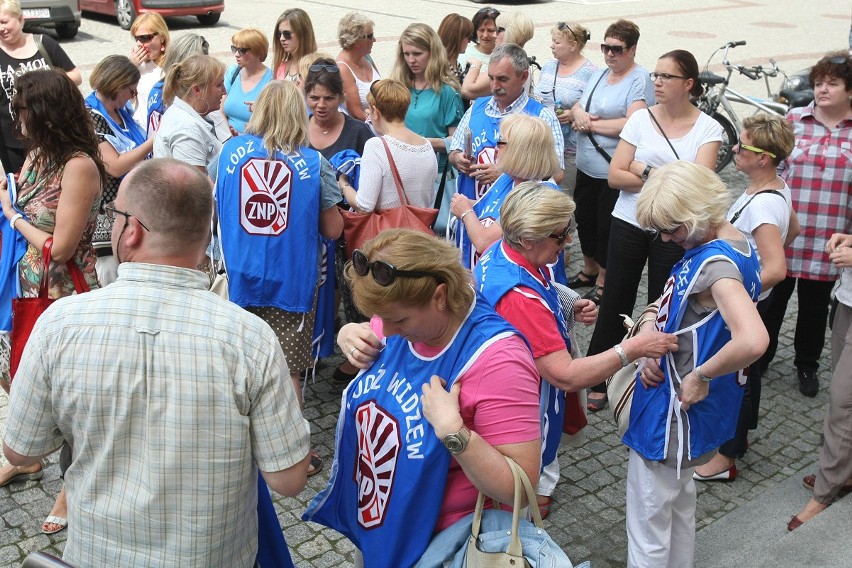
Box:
[310,113,374,162]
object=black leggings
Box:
[573,171,620,268]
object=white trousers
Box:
[626,449,696,568]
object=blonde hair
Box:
[338,12,375,50]
[272,8,317,74]
[635,161,731,241]
[366,79,410,123]
[742,113,795,166]
[130,13,170,67]
[298,51,333,82]
[162,54,225,106]
[345,229,474,319]
[500,181,576,249]
[391,23,459,93]
[497,115,560,180]
[0,0,23,19]
[246,81,309,156]
[495,12,534,47]
[551,21,590,51]
[232,28,269,62]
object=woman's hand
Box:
[421,375,463,439]
[829,246,852,268]
[679,372,710,411]
[470,162,500,185]
[826,233,852,254]
[0,177,13,219]
[337,322,382,369]
[625,330,678,362]
[450,193,475,219]
[129,44,147,67]
[637,356,666,389]
[573,298,598,325]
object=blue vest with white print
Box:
[303,295,518,568]
[623,239,761,463]
[474,241,569,469]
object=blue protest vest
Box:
[453,174,513,270]
[215,134,322,311]
[457,96,545,201]
[624,239,761,463]
[303,294,519,568]
[474,241,568,469]
[146,80,164,138]
[85,91,147,155]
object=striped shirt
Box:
[781,105,852,280]
[6,262,310,568]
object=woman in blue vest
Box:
[304,229,541,567]
[473,181,677,519]
[626,161,768,567]
[215,80,343,477]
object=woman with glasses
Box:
[85,55,153,286]
[759,52,852,399]
[304,229,541,567]
[154,54,226,176]
[626,161,767,567]
[336,12,381,122]
[463,11,534,100]
[473,181,677,520]
[128,13,169,127]
[534,21,599,194]
[567,19,652,321]
[272,8,317,81]
[222,28,273,135]
[582,48,719,412]
[0,0,81,175]
[458,6,499,102]
[0,68,105,536]
[437,13,473,87]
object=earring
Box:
[440,304,446,310]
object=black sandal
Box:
[583,285,604,305]
[567,271,598,289]
[307,451,324,477]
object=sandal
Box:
[567,271,598,289]
[587,393,608,412]
[582,285,604,305]
[307,450,324,477]
[42,515,67,535]
[0,463,44,487]
[536,496,553,520]
[331,366,358,389]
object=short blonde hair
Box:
[495,12,534,47]
[345,229,474,319]
[338,12,375,50]
[742,113,795,166]
[366,79,410,123]
[232,28,269,62]
[130,13,170,67]
[298,51,333,82]
[635,161,731,241]
[246,81,309,156]
[497,115,560,181]
[500,181,576,250]
[551,21,590,51]
[162,54,225,106]
[0,0,22,19]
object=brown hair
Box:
[604,19,639,48]
[809,50,852,90]
[438,13,473,58]
[366,79,410,123]
[659,49,703,97]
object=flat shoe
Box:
[586,394,608,412]
[0,464,44,487]
[802,474,852,496]
[42,515,67,535]
[307,451,324,478]
[693,464,737,482]
[582,285,604,305]
[567,271,598,289]
[787,515,803,532]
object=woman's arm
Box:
[353,141,383,213]
[338,60,368,121]
[694,140,721,170]
[427,125,457,152]
[785,208,800,247]
[751,223,787,291]
[65,68,82,86]
[98,138,154,180]
[460,60,490,100]
[449,192,502,253]
[586,100,646,138]
[608,139,643,192]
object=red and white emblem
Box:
[474,147,497,199]
[239,158,293,235]
[354,401,401,529]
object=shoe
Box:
[42,515,67,535]
[693,465,737,482]
[307,451,324,478]
[567,271,598,289]
[0,464,44,487]
[536,495,553,520]
[582,285,604,305]
[787,515,804,532]
[331,366,358,389]
[797,368,819,397]
[802,474,852,497]
[586,394,608,412]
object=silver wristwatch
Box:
[442,426,472,455]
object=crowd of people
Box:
[0,2,850,567]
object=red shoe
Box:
[802,474,852,497]
[787,515,804,532]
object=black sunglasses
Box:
[134,32,158,44]
[104,203,151,232]
[827,55,849,65]
[649,224,681,237]
[476,7,499,18]
[557,22,590,42]
[310,63,339,74]
[369,80,382,97]
[230,45,250,56]
[362,33,375,40]
[601,44,627,55]
[496,26,506,34]
[548,225,572,246]
[352,250,441,286]
[280,30,293,40]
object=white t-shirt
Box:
[356,135,438,212]
[134,60,161,128]
[727,184,793,299]
[612,108,723,227]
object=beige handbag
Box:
[465,457,543,568]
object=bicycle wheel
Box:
[712,112,737,173]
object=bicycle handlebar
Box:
[725,40,747,48]
[737,66,759,80]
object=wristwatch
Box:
[442,426,472,455]
[641,165,653,181]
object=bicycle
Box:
[695,41,791,172]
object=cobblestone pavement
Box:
[0,168,834,567]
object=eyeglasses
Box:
[548,225,572,245]
[362,33,375,40]
[310,63,339,74]
[650,72,688,83]
[104,203,151,232]
[134,32,158,44]
[127,86,138,98]
[600,44,627,56]
[649,225,681,237]
[279,30,293,40]
[496,27,506,34]
[230,45,250,56]
[734,138,777,159]
[352,249,441,286]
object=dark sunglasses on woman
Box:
[352,250,441,286]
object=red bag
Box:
[341,137,438,258]
[10,238,90,381]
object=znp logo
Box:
[354,401,401,529]
[240,158,293,235]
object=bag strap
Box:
[646,109,680,160]
[431,154,451,209]
[378,136,410,206]
[38,237,90,299]
[584,71,612,163]
[35,34,54,68]
[728,189,785,225]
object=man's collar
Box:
[486,91,529,116]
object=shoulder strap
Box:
[728,189,786,225]
[431,154,450,209]
[34,35,53,68]
[584,71,612,163]
[229,65,241,88]
[379,137,409,206]
[646,109,680,160]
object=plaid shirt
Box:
[780,104,852,280]
[6,263,310,568]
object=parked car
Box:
[21,0,81,39]
[80,0,223,30]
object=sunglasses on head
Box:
[476,7,499,18]
[369,80,382,98]
[735,137,777,159]
[352,249,441,287]
[827,55,849,65]
[280,30,293,40]
[557,22,591,42]
[134,32,158,44]
[310,63,339,74]
[600,44,627,55]
[230,45,250,56]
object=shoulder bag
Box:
[606,302,659,438]
[10,238,90,381]
[646,109,680,160]
[341,137,438,258]
[583,71,613,163]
